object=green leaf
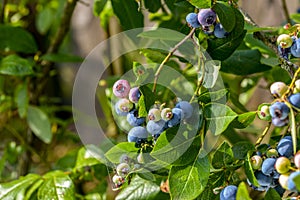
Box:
[105,142,139,163]
[198,89,228,104]
[244,151,259,187]
[212,2,235,32]
[207,8,246,61]
[291,13,300,23]
[204,103,237,135]
[151,127,201,166]
[37,171,75,200]
[212,142,233,169]
[138,85,155,118]
[133,62,149,85]
[14,83,29,118]
[41,53,83,63]
[93,0,108,16]
[138,29,185,41]
[36,7,54,34]
[0,55,34,76]
[111,0,143,30]
[0,174,40,200]
[27,106,52,144]
[232,141,254,160]
[24,179,44,200]
[199,60,221,88]
[169,150,210,200]
[144,0,161,12]
[264,188,281,200]
[187,0,211,8]
[0,25,38,53]
[116,176,160,200]
[75,146,102,169]
[244,34,277,57]
[236,182,251,200]
[230,111,256,129]
[221,50,271,75]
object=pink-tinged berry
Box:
[198,9,216,26]
[116,98,134,113]
[112,174,125,187]
[270,82,288,97]
[113,79,131,98]
[275,157,291,174]
[128,87,141,103]
[277,34,293,49]
[294,151,300,168]
[279,174,290,190]
[161,108,173,121]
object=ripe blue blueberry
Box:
[175,101,193,119]
[214,23,227,38]
[127,109,145,126]
[272,117,289,127]
[128,87,141,103]
[167,108,183,127]
[186,13,201,28]
[220,185,237,200]
[198,9,216,26]
[291,38,300,58]
[287,171,300,192]
[261,157,276,176]
[113,79,131,98]
[277,136,293,158]
[255,171,273,187]
[146,119,167,136]
[269,102,289,120]
[278,45,290,60]
[127,126,148,142]
[288,93,300,109]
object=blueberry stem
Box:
[281,0,291,25]
[152,28,196,93]
[255,122,271,147]
[283,67,300,98]
[190,49,205,103]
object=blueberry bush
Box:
[2,0,300,199]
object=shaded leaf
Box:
[244,151,259,187]
[36,7,54,34]
[105,142,139,163]
[93,0,108,16]
[27,106,52,144]
[14,83,29,118]
[264,188,281,200]
[198,89,228,104]
[199,60,221,89]
[0,55,34,76]
[212,142,233,169]
[138,85,155,118]
[212,1,235,32]
[41,53,83,63]
[187,0,211,8]
[144,0,161,12]
[232,141,254,160]
[230,111,256,129]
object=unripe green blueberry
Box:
[137,152,144,164]
[275,157,291,174]
[257,104,271,121]
[270,82,288,97]
[266,148,279,158]
[112,174,125,185]
[294,79,300,93]
[117,98,134,113]
[294,151,300,168]
[116,163,131,177]
[251,155,263,170]
[277,34,293,48]
[161,108,173,121]
[279,173,290,190]
[148,108,161,122]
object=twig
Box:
[152,28,196,93]
[255,122,271,147]
[0,0,7,23]
[281,0,291,25]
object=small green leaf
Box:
[199,60,221,89]
[291,13,300,23]
[116,176,160,200]
[204,103,237,135]
[27,106,52,144]
[230,112,256,129]
[144,0,161,12]
[138,29,185,41]
[24,179,44,200]
[187,0,211,8]
[244,151,259,187]
[264,188,281,200]
[14,83,29,118]
[212,142,233,169]
[0,25,38,53]
[37,171,75,200]
[212,2,236,32]
[75,146,102,169]
[133,62,149,85]
[138,85,155,118]
[232,141,254,160]
[236,182,251,200]
[0,55,34,76]
[0,174,40,200]
[244,34,277,57]
[221,50,271,75]
[169,150,210,200]
[93,0,108,16]
[36,7,54,34]
[198,89,228,104]
[105,142,139,163]
[41,53,83,63]
[111,0,143,30]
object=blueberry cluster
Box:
[257,80,300,127]
[185,8,228,38]
[277,33,300,59]
[112,79,194,146]
[247,136,295,195]
[220,185,237,200]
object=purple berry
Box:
[186,13,201,28]
[128,87,141,103]
[261,157,276,176]
[288,93,300,109]
[127,110,145,126]
[220,185,237,200]
[277,136,293,158]
[175,101,193,119]
[214,23,227,38]
[113,79,131,98]
[197,9,216,26]
[269,102,289,120]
